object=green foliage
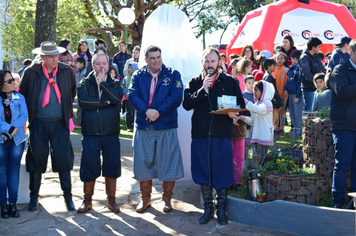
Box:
[56,0,91,45]
[0,0,90,69]
[316,195,334,207]
[328,0,356,19]
[315,106,330,118]
[262,148,316,175]
[0,0,35,64]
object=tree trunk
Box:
[202,32,206,50]
[34,0,57,47]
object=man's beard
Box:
[204,66,219,75]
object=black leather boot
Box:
[1,204,9,219]
[59,172,75,211]
[28,171,42,211]
[199,184,214,224]
[8,203,20,218]
[216,188,228,225]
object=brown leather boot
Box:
[77,181,95,213]
[162,181,175,212]
[136,180,152,212]
[105,177,120,213]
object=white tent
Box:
[139,4,203,180]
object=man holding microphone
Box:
[183,47,245,225]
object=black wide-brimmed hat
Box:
[32,41,66,55]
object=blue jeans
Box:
[0,140,25,204]
[332,130,356,206]
[302,91,314,112]
[288,94,303,134]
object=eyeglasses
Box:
[4,79,15,84]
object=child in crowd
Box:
[254,49,260,59]
[12,73,21,92]
[284,50,303,137]
[313,73,331,111]
[220,53,228,72]
[231,105,247,191]
[254,55,266,82]
[75,57,86,128]
[122,62,138,132]
[272,52,289,135]
[262,58,280,130]
[12,73,26,134]
[227,54,239,75]
[235,58,253,92]
[242,75,255,167]
[229,58,239,77]
[109,66,120,81]
[109,66,124,108]
[236,80,275,166]
[312,73,326,111]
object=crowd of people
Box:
[0,34,355,225]
[219,35,355,211]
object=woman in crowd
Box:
[72,40,93,74]
[241,45,258,70]
[58,39,75,68]
[234,58,253,92]
[280,35,297,66]
[0,70,28,218]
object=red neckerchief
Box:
[42,63,60,107]
[210,73,219,89]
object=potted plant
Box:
[256,191,266,203]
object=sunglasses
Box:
[4,78,15,84]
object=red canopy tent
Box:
[226,0,356,59]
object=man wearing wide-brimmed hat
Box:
[19,41,77,212]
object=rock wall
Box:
[264,174,328,204]
[302,115,334,189]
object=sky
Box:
[195,23,239,48]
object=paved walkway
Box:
[0,150,297,236]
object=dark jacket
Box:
[128,64,183,130]
[112,52,131,78]
[329,59,356,132]
[183,71,245,139]
[299,49,325,92]
[284,63,302,98]
[19,61,76,128]
[327,48,351,73]
[78,71,123,135]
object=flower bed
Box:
[261,149,315,175]
[260,148,328,204]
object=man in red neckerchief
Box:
[19,41,76,212]
[183,47,245,225]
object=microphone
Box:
[207,69,213,91]
[208,69,213,76]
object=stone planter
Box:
[263,173,328,205]
[302,114,350,199]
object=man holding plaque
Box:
[183,47,245,225]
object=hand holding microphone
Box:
[203,69,214,92]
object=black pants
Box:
[26,119,74,173]
[80,135,121,182]
[123,100,134,129]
